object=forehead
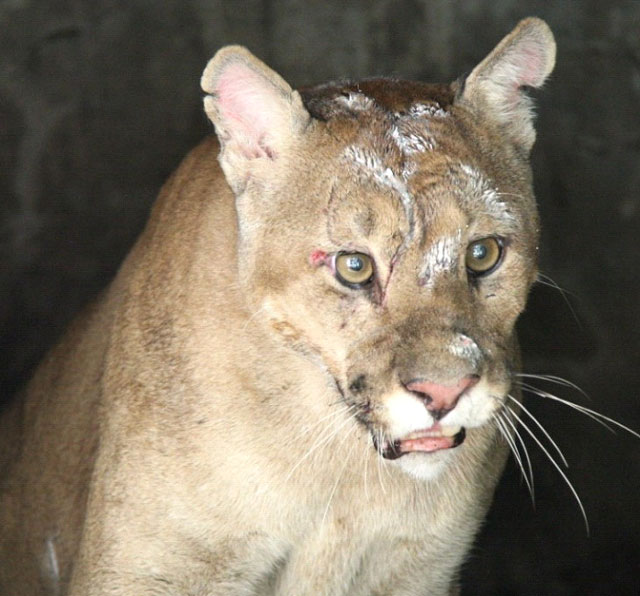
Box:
[300,79,522,239]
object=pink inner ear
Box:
[216,63,281,158]
[512,41,549,88]
[496,40,550,112]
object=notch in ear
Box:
[459,17,556,153]
[201,46,310,191]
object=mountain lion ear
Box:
[201,46,310,191]
[459,17,556,153]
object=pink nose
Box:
[405,375,480,419]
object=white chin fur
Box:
[390,451,452,481]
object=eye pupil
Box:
[347,256,364,271]
[471,244,488,261]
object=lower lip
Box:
[380,428,466,460]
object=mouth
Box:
[374,424,466,460]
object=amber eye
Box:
[466,237,503,276]
[334,252,374,288]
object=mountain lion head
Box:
[201,19,555,480]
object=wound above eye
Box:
[309,249,329,267]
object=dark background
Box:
[1,1,639,594]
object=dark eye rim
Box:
[466,236,505,278]
[333,251,376,289]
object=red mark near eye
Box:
[309,249,328,267]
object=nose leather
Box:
[405,375,479,419]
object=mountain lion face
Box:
[203,33,549,480]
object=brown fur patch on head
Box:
[300,79,456,120]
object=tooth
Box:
[440,425,462,437]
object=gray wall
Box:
[1,1,639,593]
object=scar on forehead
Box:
[343,145,416,252]
[390,102,447,154]
[390,124,434,154]
[419,231,462,288]
[459,163,517,225]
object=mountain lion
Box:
[0,17,556,596]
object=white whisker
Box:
[289,403,352,443]
[495,412,535,501]
[242,304,267,331]
[362,432,370,502]
[518,381,613,433]
[518,384,640,440]
[505,404,589,534]
[535,272,581,326]
[507,395,569,468]
[284,407,356,482]
[536,272,578,298]
[516,373,589,400]
[375,429,387,495]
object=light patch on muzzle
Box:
[383,388,433,439]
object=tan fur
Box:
[0,18,555,595]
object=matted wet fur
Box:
[0,18,556,595]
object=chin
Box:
[390,450,455,481]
